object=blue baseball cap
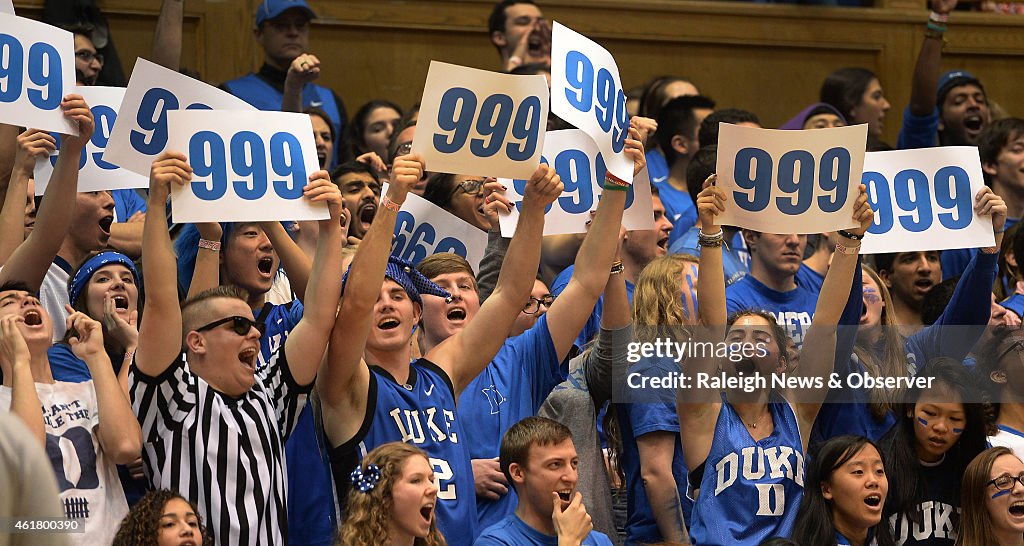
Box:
[936,70,985,106]
[255,0,316,28]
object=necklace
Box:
[745,407,768,429]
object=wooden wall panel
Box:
[14,0,1024,145]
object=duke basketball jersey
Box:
[329,358,477,546]
[690,394,805,546]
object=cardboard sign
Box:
[860,147,993,254]
[0,14,76,134]
[34,86,148,193]
[413,61,548,179]
[497,129,654,236]
[715,123,867,233]
[550,21,632,183]
[104,58,255,177]
[165,110,327,223]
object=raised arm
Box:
[261,220,312,302]
[431,163,563,395]
[135,153,192,376]
[545,125,645,359]
[185,222,222,300]
[898,0,956,149]
[283,171,344,387]
[151,0,184,70]
[795,185,873,443]
[0,130,55,265]
[677,178,728,470]
[907,187,1004,368]
[0,315,43,447]
[586,234,631,409]
[0,96,93,290]
[67,310,141,465]
[282,54,320,113]
[319,155,423,408]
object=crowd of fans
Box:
[6,0,1024,545]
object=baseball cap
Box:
[255,0,316,28]
[936,70,985,106]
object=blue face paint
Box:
[917,417,929,428]
[992,489,1011,500]
[952,428,963,435]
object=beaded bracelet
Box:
[835,241,861,255]
[381,194,403,212]
[698,229,724,248]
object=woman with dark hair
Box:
[792,435,895,546]
[422,172,496,231]
[344,99,403,163]
[338,442,446,546]
[956,447,1024,546]
[820,67,891,140]
[880,358,993,546]
[113,489,211,546]
[678,178,872,545]
[305,106,335,170]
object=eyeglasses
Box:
[523,294,554,315]
[75,50,104,65]
[448,179,485,201]
[988,472,1024,491]
[195,315,265,337]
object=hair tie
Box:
[350,464,381,493]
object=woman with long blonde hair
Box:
[615,253,699,544]
[338,443,446,546]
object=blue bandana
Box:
[343,255,451,306]
[68,252,140,306]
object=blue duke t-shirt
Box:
[725,275,819,346]
[458,314,563,530]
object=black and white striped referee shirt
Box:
[130,349,310,545]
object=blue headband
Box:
[342,255,451,306]
[68,252,140,305]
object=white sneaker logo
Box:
[310,101,323,107]
[425,384,435,396]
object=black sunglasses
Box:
[195,315,265,337]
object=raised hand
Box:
[623,126,646,178]
[847,183,875,237]
[552,491,593,546]
[148,152,192,200]
[930,0,958,14]
[389,153,426,200]
[482,178,513,229]
[630,116,657,148]
[975,186,1007,234]
[304,170,344,226]
[60,94,95,150]
[521,163,562,211]
[286,53,321,89]
[14,129,57,176]
[696,174,726,231]
[355,151,388,178]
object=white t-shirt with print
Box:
[0,380,127,545]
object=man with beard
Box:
[332,161,381,245]
[488,1,551,72]
[222,0,347,166]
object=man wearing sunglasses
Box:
[131,152,345,546]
